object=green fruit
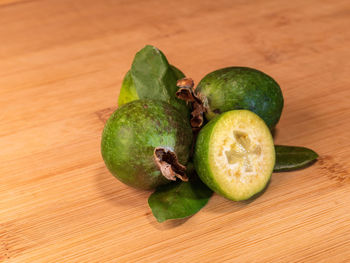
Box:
[194,110,275,201]
[101,100,193,190]
[196,67,284,129]
[118,65,185,107]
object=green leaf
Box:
[118,65,185,107]
[148,171,213,223]
[274,145,319,172]
[130,45,189,116]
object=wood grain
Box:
[1,0,349,262]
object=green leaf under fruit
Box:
[148,170,213,223]
[274,145,319,172]
[130,45,189,116]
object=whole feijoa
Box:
[196,67,284,129]
[101,99,193,190]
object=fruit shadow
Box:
[95,167,191,229]
[271,127,278,139]
[95,166,270,229]
[204,180,271,214]
[94,165,151,207]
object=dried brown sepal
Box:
[154,147,188,181]
[176,78,206,129]
[176,78,195,91]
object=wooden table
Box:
[1,0,349,262]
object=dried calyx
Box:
[176,78,206,131]
[154,147,188,181]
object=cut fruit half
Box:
[194,110,275,201]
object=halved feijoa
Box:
[194,110,275,201]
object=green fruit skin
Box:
[193,111,274,201]
[193,114,230,199]
[196,67,284,129]
[101,100,193,190]
[118,65,185,107]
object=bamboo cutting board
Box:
[1,0,350,262]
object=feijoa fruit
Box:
[101,99,193,190]
[194,110,275,201]
[177,67,284,129]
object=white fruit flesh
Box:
[209,110,275,200]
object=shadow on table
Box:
[95,168,191,229]
[146,214,191,230]
[94,164,270,229]
[94,164,150,207]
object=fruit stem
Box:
[154,147,188,181]
[176,78,206,131]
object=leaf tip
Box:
[156,217,166,223]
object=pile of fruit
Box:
[101,45,318,222]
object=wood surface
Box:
[1,0,350,262]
